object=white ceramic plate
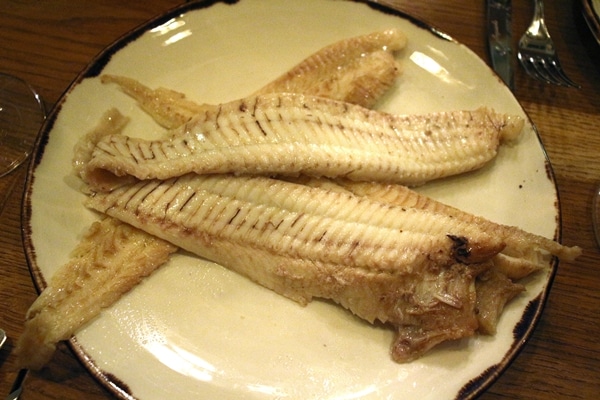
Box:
[23,0,561,399]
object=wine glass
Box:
[593,185,600,247]
[0,73,46,178]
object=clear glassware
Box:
[0,73,46,177]
[593,184,600,247]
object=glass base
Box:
[0,73,46,177]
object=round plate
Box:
[23,0,560,399]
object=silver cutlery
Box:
[5,369,27,400]
[487,0,514,90]
[0,329,26,400]
[517,0,580,88]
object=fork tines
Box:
[517,0,581,89]
[518,52,581,88]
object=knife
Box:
[486,0,514,90]
[5,369,27,400]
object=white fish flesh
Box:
[85,173,514,362]
[100,28,405,129]
[16,217,177,369]
[253,28,406,108]
[84,93,524,191]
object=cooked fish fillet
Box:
[254,48,401,109]
[100,75,212,130]
[84,93,524,192]
[328,178,582,266]
[254,28,406,104]
[19,26,562,369]
[86,174,507,266]
[16,217,177,370]
[100,29,405,129]
[84,173,512,361]
[279,49,400,108]
[73,107,130,188]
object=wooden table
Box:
[0,1,598,398]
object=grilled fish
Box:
[328,178,581,266]
[18,26,578,368]
[84,93,524,192]
[253,28,406,108]
[85,173,511,361]
[100,28,405,129]
[16,217,177,369]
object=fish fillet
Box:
[84,173,582,359]
[100,28,405,129]
[85,173,511,362]
[84,93,524,191]
[254,28,406,103]
[16,217,177,370]
[16,30,409,368]
[18,25,579,368]
[326,178,582,265]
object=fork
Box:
[517,0,580,88]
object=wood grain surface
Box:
[0,0,598,398]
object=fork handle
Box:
[533,0,544,19]
[531,0,551,38]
